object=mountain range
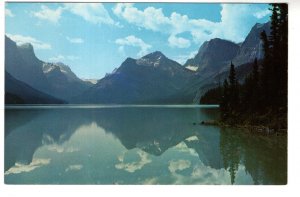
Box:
[5,22,270,104]
[73,51,194,103]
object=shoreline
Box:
[197,120,287,135]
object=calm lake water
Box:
[4,105,287,185]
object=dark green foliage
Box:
[240,58,260,111]
[260,30,272,106]
[219,63,240,122]
[220,79,230,120]
[200,86,222,104]
[263,3,288,110]
[228,62,239,111]
[277,4,288,108]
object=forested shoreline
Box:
[200,4,288,131]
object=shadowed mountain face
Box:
[168,60,259,104]
[174,22,270,103]
[5,36,92,101]
[184,38,240,77]
[42,62,93,100]
[5,72,65,104]
[5,36,50,92]
[184,22,270,77]
[74,51,195,104]
[233,22,271,65]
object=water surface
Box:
[4,105,287,184]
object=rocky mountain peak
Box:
[141,51,166,60]
[18,43,34,50]
[137,51,170,68]
[233,21,271,65]
[184,38,239,76]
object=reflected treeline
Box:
[5,107,286,184]
[220,128,287,185]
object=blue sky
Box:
[5,3,271,79]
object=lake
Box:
[4,105,287,185]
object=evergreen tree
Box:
[260,30,271,106]
[252,58,259,86]
[221,79,229,120]
[269,4,280,52]
[269,4,281,106]
[200,87,222,104]
[198,3,287,128]
[241,58,260,111]
[251,58,259,109]
[277,4,288,109]
[241,74,253,111]
[228,62,239,111]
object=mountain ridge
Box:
[184,22,270,76]
[5,21,271,104]
[5,71,65,104]
[5,35,92,101]
[73,51,195,104]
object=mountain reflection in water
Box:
[5,106,287,184]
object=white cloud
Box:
[5,158,51,175]
[115,150,152,173]
[6,33,52,50]
[66,36,84,44]
[47,144,80,153]
[115,35,152,57]
[141,177,159,184]
[113,4,171,32]
[49,55,65,62]
[168,159,191,174]
[67,55,80,61]
[217,4,254,42]
[49,55,80,62]
[5,9,14,17]
[65,164,83,172]
[64,3,116,26]
[31,3,120,27]
[173,141,199,157]
[32,5,63,24]
[174,50,198,65]
[113,3,270,47]
[185,135,199,142]
[117,45,126,56]
[253,9,271,19]
[112,3,214,46]
[189,164,231,184]
[168,35,191,48]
